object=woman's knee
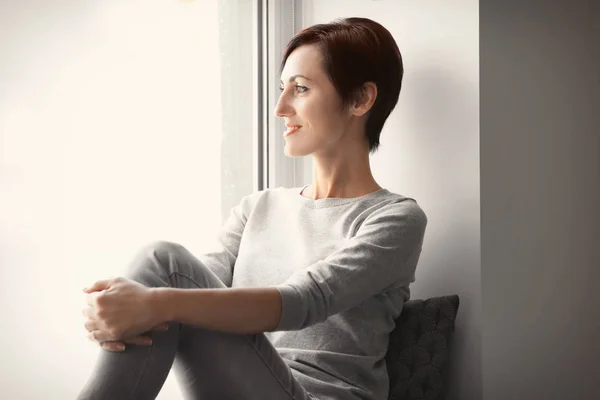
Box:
[127,241,216,289]
[126,241,188,278]
[145,240,187,258]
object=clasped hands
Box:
[82,277,168,352]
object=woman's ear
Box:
[351,82,378,117]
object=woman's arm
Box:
[274,200,427,331]
[83,280,282,349]
[152,287,282,334]
[196,194,255,287]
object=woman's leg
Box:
[78,241,314,400]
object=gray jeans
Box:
[78,241,315,400]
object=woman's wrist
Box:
[149,287,175,323]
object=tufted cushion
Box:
[385,295,459,400]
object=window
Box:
[0,0,298,398]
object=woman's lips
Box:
[283,125,302,137]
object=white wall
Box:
[302,1,481,399]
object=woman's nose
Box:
[274,93,294,118]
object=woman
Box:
[79,17,427,400]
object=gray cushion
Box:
[386,295,460,400]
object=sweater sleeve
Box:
[196,194,251,287]
[274,199,427,331]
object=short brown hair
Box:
[281,17,403,153]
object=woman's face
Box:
[275,44,352,158]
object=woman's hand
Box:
[85,322,170,352]
[82,277,166,350]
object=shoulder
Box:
[235,186,291,214]
[377,194,427,223]
[239,187,290,204]
[359,192,428,236]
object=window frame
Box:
[254,0,308,192]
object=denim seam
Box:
[168,271,204,289]
[127,343,154,399]
[243,335,301,400]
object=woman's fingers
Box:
[123,336,152,346]
[83,278,115,294]
[82,306,94,319]
[85,321,163,344]
[90,333,153,350]
[101,341,126,352]
[88,330,111,343]
[153,323,169,331]
[84,319,96,332]
[99,335,153,352]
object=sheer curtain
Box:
[0,1,254,398]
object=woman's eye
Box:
[278,85,309,93]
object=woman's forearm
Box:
[150,287,283,334]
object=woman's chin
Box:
[284,144,309,158]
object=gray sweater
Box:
[198,186,427,400]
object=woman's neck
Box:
[303,157,381,200]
